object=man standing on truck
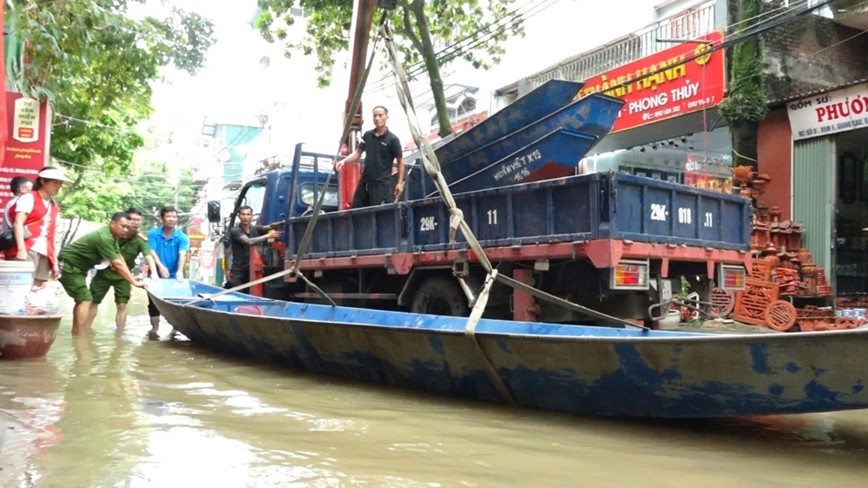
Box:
[334,105,404,207]
[147,206,189,339]
[224,205,281,290]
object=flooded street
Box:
[2,289,868,487]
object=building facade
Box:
[497,0,868,308]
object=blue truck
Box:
[210,77,751,326]
[212,138,751,326]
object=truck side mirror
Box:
[207,201,221,223]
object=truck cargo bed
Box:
[287,173,750,260]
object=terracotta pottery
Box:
[769,206,781,223]
[751,179,767,195]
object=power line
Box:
[366,0,558,93]
[52,113,149,140]
[372,0,849,101]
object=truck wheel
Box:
[411,276,468,317]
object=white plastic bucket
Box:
[0,260,35,315]
[657,309,682,330]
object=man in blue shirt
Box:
[147,206,189,338]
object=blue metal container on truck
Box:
[432,79,585,165]
[404,79,585,201]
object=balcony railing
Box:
[517,1,718,92]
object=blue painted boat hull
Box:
[405,91,623,200]
[149,280,868,418]
[447,128,596,195]
[437,93,623,189]
[434,79,584,166]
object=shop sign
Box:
[787,82,868,140]
[200,249,216,269]
[577,31,725,133]
[199,239,216,271]
[0,92,52,212]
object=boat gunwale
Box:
[150,291,868,345]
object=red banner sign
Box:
[0,8,7,161]
[577,31,725,133]
[0,92,52,212]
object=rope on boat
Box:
[183,11,393,308]
[377,24,642,332]
[381,24,517,405]
[288,11,392,284]
[181,267,294,306]
[463,269,516,404]
[181,265,339,308]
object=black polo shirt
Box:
[359,128,402,184]
[228,224,265,284]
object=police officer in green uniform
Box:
[58,211,145,335]
[87,208,158,331]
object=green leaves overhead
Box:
[5,0,215,175]
[59,173,134,223]
[720,0,767,169]
[255,0,524,137]
[58,163,198,228]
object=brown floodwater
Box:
[2,289,868,487]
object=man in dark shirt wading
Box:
[224,205,281,290]
[334,105,405,207]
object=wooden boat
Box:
[0,314,62,360]
[432,79,585,166]
[433,93,622,188]
[405,90,624,199]
[446,128,597,195]
[148,280,868,418]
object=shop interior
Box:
[835,128,868,299]
[580,127,732,191]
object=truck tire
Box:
[411,276,468,317]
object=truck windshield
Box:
[241,182,267,220]
[299,183,338,209]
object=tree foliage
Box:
[720,0,767,169]
[126,164,198,228]
[254,0,524,137]
[59,173,134,223]
[59,163,197,242]
[4,0,215,174]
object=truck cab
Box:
[208,143,338,294]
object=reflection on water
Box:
[2,289,868,487]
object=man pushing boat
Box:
[57,211,146,334]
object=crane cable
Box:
[181,9,392,307]
[379,22,640,331]
[288,10,392,281]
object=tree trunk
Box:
[62,216,82,248]
[728,118,759,171]
[408,0,452,137]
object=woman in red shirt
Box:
[8,167,73,287]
